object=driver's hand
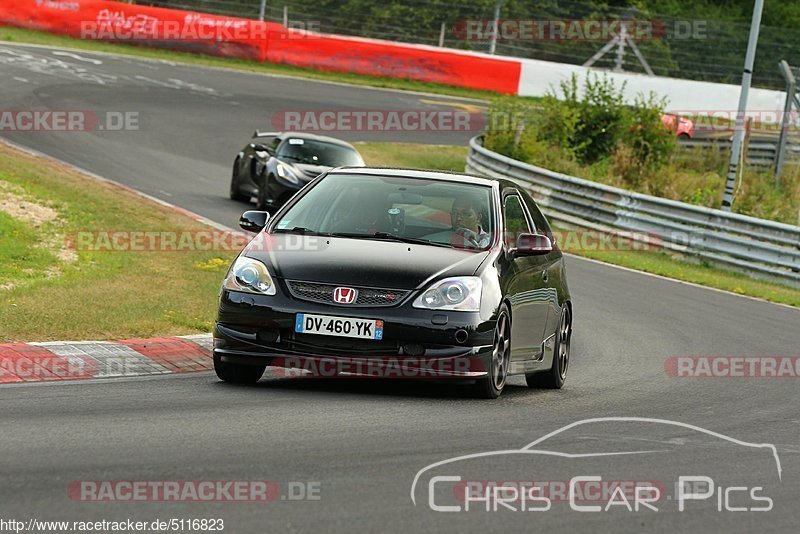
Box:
[453,227,480,247]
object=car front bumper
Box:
[214,286,495,378]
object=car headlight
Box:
[276,162,299,184]
[412,277,482,311]
[222,257,276,295]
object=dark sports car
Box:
[215,167,572,398]
[229,131,365,210]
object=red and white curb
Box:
[0,334,213,384]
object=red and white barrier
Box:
[0,0,521,93]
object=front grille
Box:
[286,281,411,307]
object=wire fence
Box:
[135,0,798,90]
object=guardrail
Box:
[466,136,800,287]
[678,137,800,169]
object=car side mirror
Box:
[239,210,270,232]
[511,233,552,256]
[252,143,273,155]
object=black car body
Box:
[229,131,365,210]
[215,168,572,398]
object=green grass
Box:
[0,143,238,342]
[360,142,799,307]
[355,142,469,171]
[0,26,498,101]
[0,210,56,286]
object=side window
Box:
[521,193,553,240]
[503,195,531,248]
[270,137,281,151]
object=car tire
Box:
[468,304,510,399]
[229,159,247,201]
[526,305,571,389]
[213,353,266,384]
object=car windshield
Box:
[272,173,494,250]
[276,139,363,167]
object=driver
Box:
[450,195,490,248]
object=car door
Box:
[521,193,564,347]
[502,192,551,363]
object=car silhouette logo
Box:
[333,287,358,304]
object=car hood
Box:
[243,233,490,289]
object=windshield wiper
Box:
[273,226,329,235]
[330,232,453,248]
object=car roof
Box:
[326,167,500,187]
[276,132,356,149]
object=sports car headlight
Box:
[222,257,276,295]
[276,162,300,184]
[412,277,482,311]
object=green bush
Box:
[562,75,629,164]
[482,76,799,225]
[486,74,673,178]
[620,93,676,172]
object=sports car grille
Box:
[286,281,411,307]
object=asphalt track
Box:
[1,42,799,533]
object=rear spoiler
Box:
[252,130,279,139]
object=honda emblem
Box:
[333,287,358,304]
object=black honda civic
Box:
[214,167,572,398]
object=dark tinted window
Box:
[503,195,531,248]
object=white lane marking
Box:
[52,50,103,65]
[0,46,117,85]
[12,77,29,83]
[133,74,229,97]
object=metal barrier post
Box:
[775,60,797,183]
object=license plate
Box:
[295,313,384,340]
